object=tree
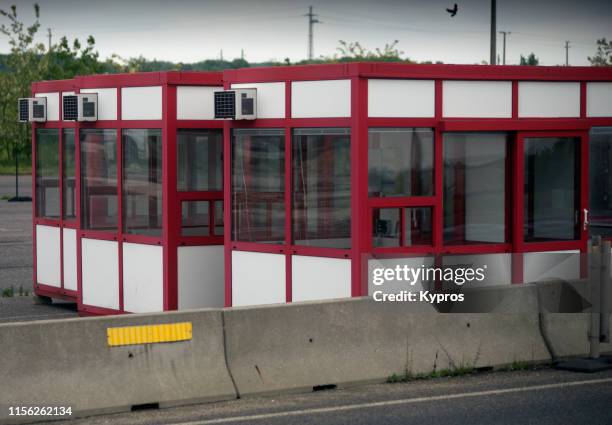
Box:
[520,53,539,66]
[588,38,612,66]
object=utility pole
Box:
[241,49,244,60]
[47,28,52,51]
[565,40,571,66]
[220,49,223,62]
[499,31,511,65]
[490,0,496,64]
[305,6,320,60]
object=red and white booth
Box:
[31,72,224,315]
[30,63,612,314]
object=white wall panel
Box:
[121,86,162,120]
[82,238,119,310]
[518,82,580,118]
[368,79,434,118]
[178,245,225,309]
[443,81,512,118]
[291,79,351,118]
[62,228,77,291]
[35,92,59,121]
[524,250,580,283]
[368,257,433,296]
[442,253,512,287]
[232,251,285,307]
[122,243,163,313]
[36,225,60,287]
[587,82,612,117]
[80,88,117,120]
[292,256,351,302]
[232,82,285,119]
[177,86,222,120]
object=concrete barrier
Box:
[223,297,551,396]
[0,310,236,424]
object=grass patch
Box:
[1,285,29,298]
[387,364,476,383]
[0,160,32,175]
[500,361,536,372]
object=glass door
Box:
[515,131,588,252]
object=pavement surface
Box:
[0,175,77,322]
[29,367,612,425]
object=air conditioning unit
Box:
[18,97,47,122]
[214,89,257,120]
[63,93,98,121]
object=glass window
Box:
[373,208,400,247]
[62,129,76,220]
[35,129,60,218]
[81,129,118,231]
[369,128,433,198]
[123,129,162,236]
[372,207,432,248]
[405,207,433,246]
[181,200,209,236]
[293,128,351,248]
[177,129,223,192]
[590,127,612,238]
[443,133,509,245]
[214,200,224,235]
[524,137,579,242]
[232,129,285,243]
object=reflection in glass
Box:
[405,207,433,246]
[368,128,433,197]
[35,129,60,218]
[123,129,162,236]
[62,129,76,220]
[177,129,223,192]
[293,128,351,248]
[589,128,612,238]
[81,129,118,231]
[443,133,509,245]
[232,129,285,243]
[373,208,400,247]
[524,137,579,242]
[182,200,209,236]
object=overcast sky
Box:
[1,0,610,66]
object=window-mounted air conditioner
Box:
[63,93,98,121]
[214,89,257,120]
[18,97,47,122]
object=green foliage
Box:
[519,53,539,66]
[304,39,414,64]
[588,38,612,66]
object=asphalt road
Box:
[31,367,612,425]
[0,175,77,322]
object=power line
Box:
[305,6,321,60]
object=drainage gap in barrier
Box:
[131,403,160,412]
[313,384,337,392]
[475,366,494,373]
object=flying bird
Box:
[446,3,458,17]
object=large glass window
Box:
[590,128,612,238]
[35,129,60,218]
[62,129,76,220]
[368,128,433,197]
[443,133,509,245]
[524,137,579,242]
[177,129,223,192]
[181,200,209,236]
[293,128,351,248]
[123,129,162,236]
[81,129,118,231]
[232,129,285,243]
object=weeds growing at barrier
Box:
[1,285,29,298]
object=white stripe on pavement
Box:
[174,377,612,425]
